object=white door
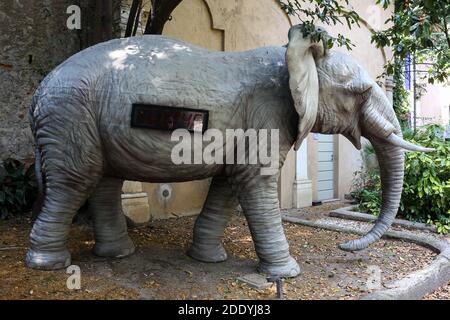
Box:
[317,134,334,201]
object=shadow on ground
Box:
[0,202,448,299]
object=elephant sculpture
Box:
[26,24,432,277]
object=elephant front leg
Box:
[90,177,135,258]
[188,176,238,262]
[238,177,300,277]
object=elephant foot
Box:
[25,248,71,270]
[93,236,135,258]
[257,256,301,278]
[187,243,228,263]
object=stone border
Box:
[282,213,450,300]
[329,205,438,233]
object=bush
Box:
[351,124,450,234]
[0,159,38,219]
[401,125,450,233]
[350,144,381,217]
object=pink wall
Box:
[417,84,450,126]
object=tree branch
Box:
[144,0,183,35]
[132,0,143,36]
[443,16,450,48]
[125,0,141,37]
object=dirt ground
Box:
[0,202,448,300]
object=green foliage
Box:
[277,0,361,50]
[392,59,410,128]
[351,174,382,217]
[278,1,449,85]
[351,144,382,216]
[401,125,450,230]
[0,159,38,219]
[372,0,450,84]
[351,125,450,234]
[431,219,450,234]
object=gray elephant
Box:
[26,24,431,277]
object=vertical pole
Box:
[267,276,284,300]
[413,53,417,132]
[275,278,284,299]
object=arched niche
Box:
[162,0,224,51]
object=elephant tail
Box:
[32,146,45,217]
[29,96,45,217]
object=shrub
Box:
[350,144,381,217]
[401,125,450,233]
[351,124,450,234]
[0,159,38,219]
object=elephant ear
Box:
[286,29,327,151]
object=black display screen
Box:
[131,104,209,133]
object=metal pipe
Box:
[413,53,417,132]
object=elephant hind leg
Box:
[26,96,104,270]
[89,177,135,258]
[26,157,103,270]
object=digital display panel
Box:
[131,104,209,133]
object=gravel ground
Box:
[0,202,448,300]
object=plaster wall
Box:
[417,84,450,126]
[0,0,89,162]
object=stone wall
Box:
[1,1,81,161]
[0,0,121,162]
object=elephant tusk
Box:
[385,133,435,152]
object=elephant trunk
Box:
[339,137,404,251]
[339,87,432,251]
